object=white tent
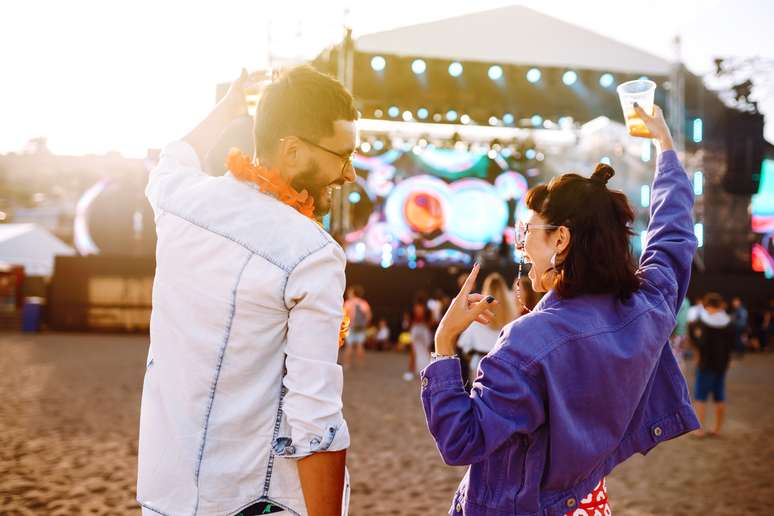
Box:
[0,224,75,277]
[355,6,672,75]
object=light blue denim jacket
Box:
[138,141,349,516]
[421,150,699,516]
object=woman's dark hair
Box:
[524,163,640,300]
[254,65,359,160]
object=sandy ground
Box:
[0,332,772,515]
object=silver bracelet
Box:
[431,352,458,361]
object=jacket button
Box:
[421,377,429,388]
[565,498,576,508]
[653,426,663,437]
[456,503,462,512]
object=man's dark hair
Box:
[253,65,358,160]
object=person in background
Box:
[690,292,734,437]
[375,317,391,351]
[427,288,446,328]
[687,295,703,323]
[730,296,749,356]
[343,285,371,368]
[458,273,517,381]
[404,301,432,381]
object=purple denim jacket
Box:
[421,150,699,516]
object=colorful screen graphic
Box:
[346,147,528,267]
[751,159,774,279]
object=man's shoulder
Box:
[162,175,338,272]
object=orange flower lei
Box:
[339,310,350,348]
[226,148,350,347]
[226,148,315,220]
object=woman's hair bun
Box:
[591,163,615,185]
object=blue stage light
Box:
[446,110,458,121]
[412,59,426,74]
[530,115,542,127]
[693,118,703,143]
[488,65,503,80]
[387,106,400,118]
[448,62,463,77]
[371,56,386,72]
[503,113,514,125]
[348,191,361,204]
[562,70,578,86]
[417,107,429,119]
[526,68,541,83]
[599,73,614,88]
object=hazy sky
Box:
[2,0,772,156]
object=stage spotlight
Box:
[373,140,384,151]
[360,142,371,153]
[432,113,443,122]
[692,118,703,143]
[693,171,704,195]
[488,65,503,80]
[388,106,400,118]
[599,73,615,88]
[348,191,362,204]
[374,109,383,118]
[525,149,536,160]
[526,68,541,83]
[530,115,542,127]
[639,76,649,81]
[371,56,386,72]
[460,114,471,124]
[502,113,514,125]
[694,223,704,248]
[446,110,458,121]
[412,59,427,74]
[640,185,650,207]
[417,107,429,120]
[402,110,413,121]
[448,62,463,77]
[562,70,578,85]
[600,156,611,165]
[488,116,499,126]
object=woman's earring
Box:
[549,253,557,268]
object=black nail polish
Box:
[486,296,495,304]
[633,101,640,108]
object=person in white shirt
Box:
[405,302,433,381]
[458,273,518,380]
[138,66,359,516]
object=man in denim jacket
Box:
[138,66,358,516]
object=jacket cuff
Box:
[420,357,465,393]
[272,420,350,459]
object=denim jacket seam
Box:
[192,252,253,509]
[281,241,339,311]
[158,205,292,273]
[424,380,464,394]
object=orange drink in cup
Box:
[617,79,656,138]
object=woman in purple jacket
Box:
[421,104,699,516]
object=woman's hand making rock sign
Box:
[434,263,498,356]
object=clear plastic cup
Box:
[616,79,656,138]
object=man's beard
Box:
[290,160,334,218]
